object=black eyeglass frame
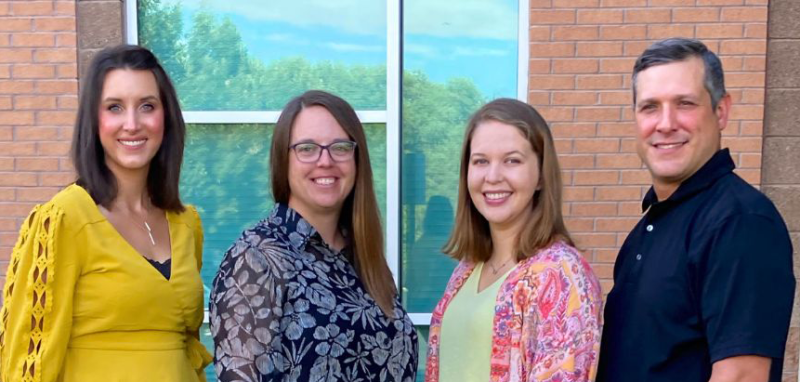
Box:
[288,141,358,163]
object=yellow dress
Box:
[0,184,212,382]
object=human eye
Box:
[331,141,355,153]
[638,103,656,113]
[505,157,522,165]
[140,103,155,112]
[295,143,319,154]
[107,104,122,113]
[471,157,488,166]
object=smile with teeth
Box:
[119,139,146,147]
[313,177,335,185]
[654,142,685,149]
[485,192,511,200]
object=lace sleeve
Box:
[0,203,78,382]
[209,240,286,382]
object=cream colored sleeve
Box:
[0,203,79,382]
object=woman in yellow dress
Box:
[0,45,212,381]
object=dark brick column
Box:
[76,0,123,81]
[763,0,800,380]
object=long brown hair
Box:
[72,44,186,211]
[271,90,395,316]
[443,98,573,263]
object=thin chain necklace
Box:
[131,201,156,246]
[487,258,513,275]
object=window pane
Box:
[401,0,519,314]
[180,124,387,306]
[138,0,387,110]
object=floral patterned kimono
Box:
[426,241,603,382]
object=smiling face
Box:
[98,69,165,180]
[468,120,541,235]
[634,57,731,199]
[287,105,357,221]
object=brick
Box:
[647,24,695,39]
[577,9,623,24]
[564,187,594,201]
[54,1,75,16]
[15,126,59,141]
[0,49,32,64]
[649,0,694,4]
[0,126,10,140]
[11,33,54,47]
[625,9,671,23]
[0,34,8,47]
[0,216,16,229]
[0,158,11,170]
[623,41,651,57]
[600,25,646,40]
[530,42,576,57]
[59,158,73,172]
[56,64,76,79]
[528,91,551,106]
[597,122,636,137]
[33,48,75,63]
[734,168,759,184]
[56,33,76,47]
[37,111,75,125]
[530,10,576,24]
[720,40,766,55]
[536,106,575,121]
[16,187,60,203]
[577,42,623,57]
[726,72,765,88]
[36,80,77,94]
[600,0,646,6]
[0,96,10,110]
[618,200,645,215]
[0,111,33,125]
[529,75,575,89]
[12,64,54,79]
[596,217,640,232]
[0,173,37,187]
[37,142,70,156]
[698,0,744,4]
[576,107,622,121]
[596,185,643,200]
[673,7,720,22]
[573,232,618,247]
[597,154,642,169]
[574,138,621,153]
[529,26,551,42]
[554,138,573,153]
[10,2,53,16]
[696,24,743,38]
[0,3,8,16]
[553,59,598,74]
[721,136,762,152]
[743,56,765,71]
[744,23,767,38]
[558,154,596,169]
[572,202,617,216]
[529,59,551,74]
[595,248,620,263]
[16,158,58,171]
[56,95,78,110]
[599,91,632,105]
[34,18,75,32]
[0,65,7,79]
[577,74,622,89]
[564,218,594,232]
[600,57,636,73]
[621,169,651,184]
[14,95,56,110]
[739,153,761,168]
[551,122,597,137]
[591,263,615,279]
[729,105,764,120]
[553,92,598,105]
[553,26,599,40]
[0,18,33,32]
[553,0,600,7]
[721,7,768,22]
[39,172,74,186]
[740,121,763,136]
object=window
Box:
[130,0,526,379]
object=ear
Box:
[715,93,733,132]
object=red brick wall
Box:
[0,0,78,285]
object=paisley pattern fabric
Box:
[210,203,418,382]
[426,241,603,382]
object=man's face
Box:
[634,57,731,198]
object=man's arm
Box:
[709,356,770,382]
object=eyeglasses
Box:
[289,141,357,163]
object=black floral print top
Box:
[209,204,418,382]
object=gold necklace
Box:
[487,258,513,275]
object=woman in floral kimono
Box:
[427,98,603,382]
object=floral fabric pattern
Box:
[425,241,603,382]
[210,203,418,382]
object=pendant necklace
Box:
[132,201,156,246]
[488,258,512,275]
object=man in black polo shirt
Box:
[596,38,795,382]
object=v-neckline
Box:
[74,185,177,282]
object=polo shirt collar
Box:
[642,148,735,212]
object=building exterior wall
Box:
[0,0,797,378]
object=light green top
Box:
[438,262,514,382]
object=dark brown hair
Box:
[71,44,186,211]
[443,98,573,263]
[271,90,395,316]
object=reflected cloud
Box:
[452,47,509,57]
[405,0,516,40]
[324,42,385,53]
[405,43,440,58]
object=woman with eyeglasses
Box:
[209,90,418,382]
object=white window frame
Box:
[125,0,529,327]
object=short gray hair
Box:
[632,38,726,109]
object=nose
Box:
[655,105,677,133]
[316,147,334,167]
[486,162,503,183]
[122,109,139,132]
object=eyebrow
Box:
[470,150,525,157]
[636,94,699,107]
[101,95,160,103]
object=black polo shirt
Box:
[596,149,795,382]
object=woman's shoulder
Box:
[170,204,201,230]
[40,184,103,229]
[518,241,595,277]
